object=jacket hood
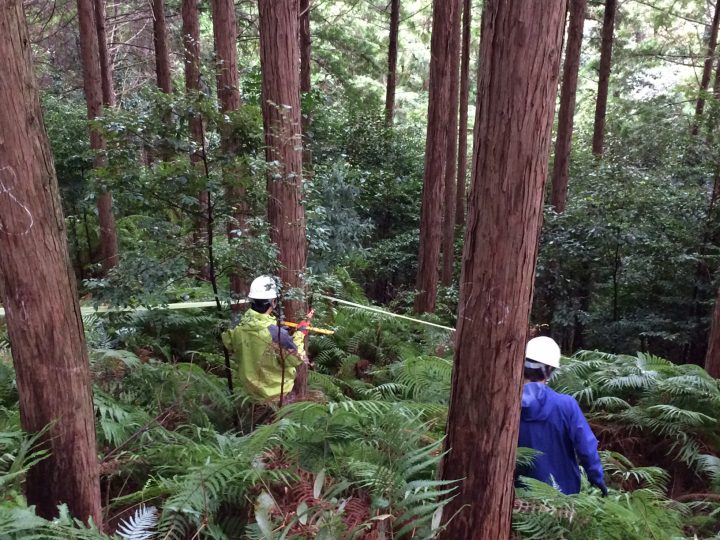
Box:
[521,382,551,421]
[241,309,276,330]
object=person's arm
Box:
[567,398,607,495]
[268,324,305,367]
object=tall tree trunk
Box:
[440,3,462,286]
[591,0,616,157]
[211,0,247,298]
[414,0,462,313]
[705,287,720,377]
[455,0,471,227]
[439,0,567,536]
[94,0,115,107]
[0,1,102,525]
[258,0,307,322]
[385,0,400,126]
[78,0,119,271]
[152,0,173,94]
[551,0,587,212]
[182,0,208,244]
[299,0,312,169]
[692,0,720,135]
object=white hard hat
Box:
[525,336,561,368]
[248,275,278,300]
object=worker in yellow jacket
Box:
[221,276,309,403]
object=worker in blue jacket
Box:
[517,336,607,496]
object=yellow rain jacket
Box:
[222,309,306,401]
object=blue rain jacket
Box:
[517,382,605,495]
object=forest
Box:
[2,0,720,537]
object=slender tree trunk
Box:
[439,0,567,536]
[152,0,173,94]
[414,0,462,313]
[211,0,248,298]
[0,1,102,524]
[440,3,462,286]
[385,0,400,126]
[78,0,119,271]
[258,0,307,322]
[591,0,616,157]
[551,0,587,212]
[299,0,313,169]
[692,0,720,135]
[705,287,720,377]
[94,0,115,107]
[182,0,208,245]
[455,0,471,227]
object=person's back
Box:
[518,382,604,494]
[516,337,606,496]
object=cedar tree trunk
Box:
[0,0,102,525]
[182,0,208,239]
[692,0,720,135]
[551,0,587,212]
[455,0,471,227]
[78,0,119,271]
[385,0,400,126]
[439,0,567,537]
[258,0,307,321]
[300,0,313,168]
[414,0,462,313]
[211,0,248,298]
[152,0,173,94]
[591,0,616,157]
[94,0,115,107]
[440,2,462,286]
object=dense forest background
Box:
[3,0,720,537]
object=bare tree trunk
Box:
[414,0,462,313]
[182,0,208,245]
[385,0,400,126]
[439,0,567,536]
[94,0,115,107]
[78,0,119,271]
[258,0,307,322]
[211,0,248,298]
[455,0,471,227]
[0,1,102,525]
[152,0,173,94]
[551,0,587,212]
[300,0,312,169]
[692,0,720,135]
[705,287,720,377]
[440,3,462,286]
[591,0,616,157]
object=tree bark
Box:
[182,0,208,245]
[414,0,462,313]
[551,0,587,213]
[591,0,616,157]
[692,0,720,135]
[439,0,567,537]
[299,0,313,169]
[94,0,115,107]
[705,287,720,377]
[455,0,471,227]
[0,0,102,525]
[385,0,400,126]
[152,0,173,94]
[78,0,119,271]
[211,0,248,298]
[258,0,307,322]
[440,2,462,286]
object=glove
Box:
[296,320,310,336]
[594,482,608,497]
